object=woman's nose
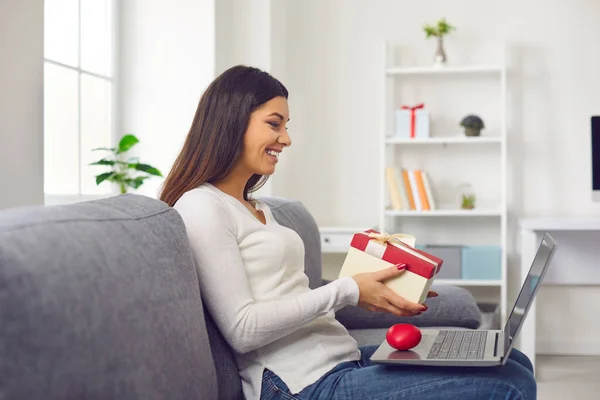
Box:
[279,129,292,147]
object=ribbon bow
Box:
[400,103,425,138]
[401,103,425,111]
[363,230,414,247]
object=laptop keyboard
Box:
[427,330,488,360]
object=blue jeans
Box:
[260,346,536,399]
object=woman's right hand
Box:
[351,264,428,317]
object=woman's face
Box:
[239,96,291,176]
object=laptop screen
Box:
[503,233,557,358]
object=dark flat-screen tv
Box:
[592,116,600,201]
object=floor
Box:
[537,355,600,399]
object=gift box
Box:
[338,229,443,304]
[395,104,430,139]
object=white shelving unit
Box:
[432,279,502,287]
[386,136,504,145]
[385,209,503,217]
[379,44,509,326]
[386,65,504,75]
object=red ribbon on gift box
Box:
[350,229,442,279]
[400,103,425,138]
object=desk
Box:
[519,218,600,373]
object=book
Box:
[384,167,438,212]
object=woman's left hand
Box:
[427,290,439,298]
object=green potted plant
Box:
[90,134,163,194]
[460,115,485,137]
[423,18,455,65]
[461,193,476,210]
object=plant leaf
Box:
[134,163,163,177]
[117,134,139,154]
[89,159,116,166]
[95,172,115,185]
[112,173,128,182]
[125,176,148,189]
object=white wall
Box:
[0,0,44,210]
[274,0,600,354]
[278,0,600,223]
[215,0,289,198]
[118,0,215,199]
[215,0,271,74]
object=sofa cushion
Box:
[0,194,218,399]
[333,284,481,330]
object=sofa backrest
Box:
[0,194,218,399]
[0,194,324,400]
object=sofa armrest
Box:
[324,280,482,330]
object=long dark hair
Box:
[159,65,288,207]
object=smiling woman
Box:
[159,65,535,400]
[159,65,290,208]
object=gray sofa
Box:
[0,194,481,399]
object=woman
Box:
[160,65,536,399]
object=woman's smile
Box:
[266,148,281,164]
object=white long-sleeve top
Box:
[173,183,361,399]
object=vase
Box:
[464,127,481,137]
[434,36,447,66]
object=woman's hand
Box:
[351,264,437,317]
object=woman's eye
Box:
[268,121,280,128]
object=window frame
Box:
[43,0,119,204]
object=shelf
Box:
[386,65,504,76]
[386,209,503,217]
[322,245,350,254]
[520,217,600,231]
[386,136,503,145]
[319,226,366,233]
[434,279,502,287]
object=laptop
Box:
[370,232,557,367]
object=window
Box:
[44,0,115,198]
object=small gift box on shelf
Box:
[338,229,443,304]
[395,103,430,139]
